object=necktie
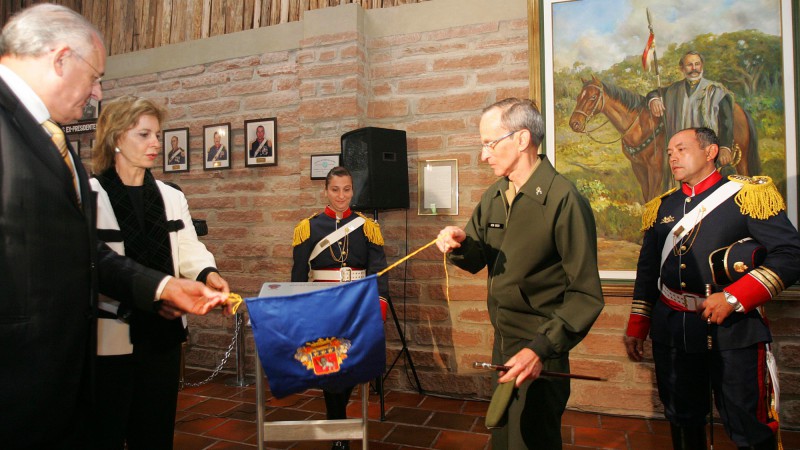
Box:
[42,120,80,205]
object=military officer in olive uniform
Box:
[624,127,800,450]
[291,166,388,450]
[437,98,604,449]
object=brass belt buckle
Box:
[340,267,352,282]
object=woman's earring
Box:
[114,147,121,153]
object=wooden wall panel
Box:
[0,0,431,55]
[187,0,205,41]
[209,0,225,37]
[225,0,243,34]
[244,0,256,29]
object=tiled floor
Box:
[175,369,800,449]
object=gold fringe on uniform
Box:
[731,175,785,220]
[292,213,318,246]
[641,187,677,231]
[356,212,384,246]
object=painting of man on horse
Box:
[569,69,760,203]
[544,0,791,273]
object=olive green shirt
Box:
[449,156,603,360]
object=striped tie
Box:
[42,120,80,205]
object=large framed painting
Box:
[540,0,797,280]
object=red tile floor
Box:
[175,369,800,449]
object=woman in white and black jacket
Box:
[89,95,230,450]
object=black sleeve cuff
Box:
[196,267,219,284]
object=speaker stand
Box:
[372,210,423,422]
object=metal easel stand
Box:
[255,353,370,450]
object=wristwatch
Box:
[723,290,745,312]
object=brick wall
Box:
[89,0,800,428]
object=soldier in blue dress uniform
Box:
[625,127,800,450]
[291,166,388,450]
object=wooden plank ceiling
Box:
[0,0,429,56]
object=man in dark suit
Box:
[167,134,186,165]
[0,5,227,448]
[249,125,272,158]
[207,131,227,163]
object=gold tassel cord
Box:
[377,238,451,303]
[227,292,244,315]
[377,238,437,277]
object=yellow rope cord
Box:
[232,237,450,313]
[378,238,437,277]
[227,292,244,314]
[377,238,450,303]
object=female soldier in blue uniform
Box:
[291,166,388,450]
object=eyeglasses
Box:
[481,129,519,152]
[71,51,103,85]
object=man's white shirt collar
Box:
[0,64,51,124]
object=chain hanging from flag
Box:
[246,275,386,398]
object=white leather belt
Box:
[660,285,705,312]
[311,268,366,282]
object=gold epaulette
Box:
[356,212,385,246]
[641,187,678,231]
[292,213,319,246]
[730,175,786,220]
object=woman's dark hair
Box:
[325,166,352,188]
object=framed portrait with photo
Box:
[79,98,99,122]
[203,123,231,170]
[163,128,189,173]
[244,118,277,167]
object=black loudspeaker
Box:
[341,127,409,210]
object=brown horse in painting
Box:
[569,76,759,202]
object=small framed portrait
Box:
[244,118,277,167]
[203,123,231,170]
[79,98,99,122]
[163,128,189,173]
[310,154,340,180]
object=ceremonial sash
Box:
[252,139,267,155]
[659,181,742,272]
[308,216,366,262]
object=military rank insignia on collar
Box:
[294,337,351,376]
[660,215,675,224]
[488,223,504,229]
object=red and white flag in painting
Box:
[642,32,655,72]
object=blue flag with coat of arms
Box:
[246,275,386,398]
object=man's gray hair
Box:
[0,4,100,58]
[482,98,545,149]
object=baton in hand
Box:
[473,362,605,381]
